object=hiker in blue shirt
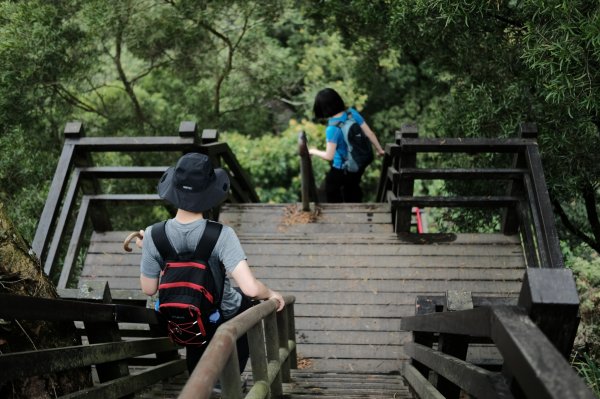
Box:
[309,88,385,202]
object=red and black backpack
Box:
[151,220,224,346]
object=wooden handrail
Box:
[377,123,585,397]
[298,131,319,211]
[0,288,185,397]
[179,295,297,399]
[401,305,595,399]
[376,123,563,271]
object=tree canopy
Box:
[0,0,599,255]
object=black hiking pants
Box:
[325,166,364,203]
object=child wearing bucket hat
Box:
[137,152,284,375]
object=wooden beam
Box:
[399,138,534,153]
[44,168,82,276]
[391,196,519,208]
[394,126,418,233]
[0,294,159,324]
[397,168,527,181]
[403,364,445,399]
[517,268,580,357]
[59,360,186,399]
[490,306,595,399]
[524,145,564,268]
[32,141,77,260]
[401,307,491,337]
[404,343,513,399]
[69,136,199,152]
[58,196,90,289]
[78,166,168,179]
[0,338,175,382]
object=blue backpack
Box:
[330,111,374,172]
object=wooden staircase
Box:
[136,370,413,398]
[81,202,526,397]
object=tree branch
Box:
[552,197,600,253]
[51,85,109,119]
[130,59,172,85]
[197,11,250,117]
[113,21,148,130]
[582,180,600,245]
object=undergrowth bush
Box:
[563,243,600,396]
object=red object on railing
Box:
[414,207,423,233]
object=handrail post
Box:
[376,145,393,202]
[277,307,291,382]
[82,281,130,383]
[502,122,537,235]
[179,120,199,142]
[298,131,318,212]
[248,321,271,398]
[518,268,580,358]
[264,311,283,397]
[411,296,437,379]
[394,124,418,233]
[436,291,472,399]
[286,302,298,369]
[221,345,243,399]
[201,128,219,144]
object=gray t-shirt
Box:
[140,218,245,318]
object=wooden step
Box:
[80,203,526,374]
[134,370,414,399]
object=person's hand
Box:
[308,148,316,156]
[268,290,285,312]
[377,147,385,157]
[135,230,145,249]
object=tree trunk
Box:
[0,202,92,398]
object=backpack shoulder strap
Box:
[150,221,176,270]
[193,220,223,261]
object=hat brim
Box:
[157,167,230,212]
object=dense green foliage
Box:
[1,0,599,382]
[308,0,600,248]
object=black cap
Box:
[157,153,230,212]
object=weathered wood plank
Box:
[296,331,411,345]
[294,344,408,360]
[292,358,404,373]
[80,276,522,293]
[0,338,175,382]
[91,230,520,242]
[60,359,187,399]
[240,244,523,256]
[81,264,522,282]
[83,253,525,269]
[220,212,393,224]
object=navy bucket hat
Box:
[157,153,230,212]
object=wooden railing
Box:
[0,282,184,398]
[179,295,297,399]
[401,302,595,399]
[33,121,259,289]
[0,283,297,399]
[377,123,592,397]
[297,131,319,211]
[376,122,562,269]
